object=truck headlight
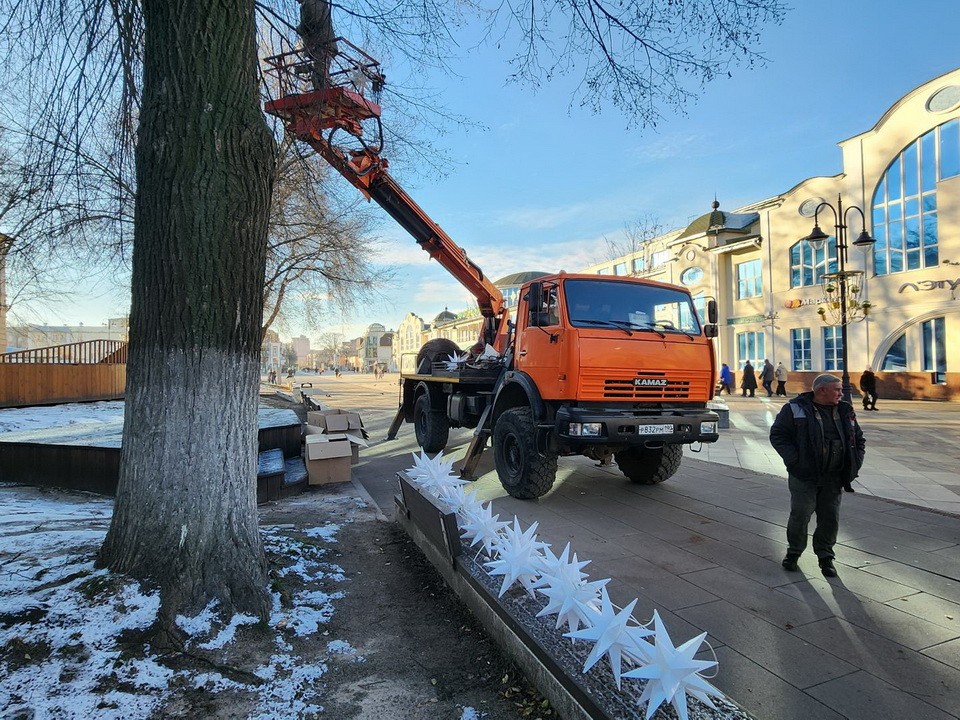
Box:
[581,423,602,437]
[700,421,718,435]
[567,422,602,436]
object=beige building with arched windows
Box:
[585,68,960,401]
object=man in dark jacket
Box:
[740,361,757,397]
[769,374,865,577]
[760,359,775,397]
[859,366,879,411]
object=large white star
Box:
[531,543,590,589]
[622,610,724,720]
[565,588,654,688]
[484,517,548,597]
[458,501,507,557]
[405,450,467,498]
[536,574,608,633]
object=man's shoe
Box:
[819,559,838,578]
[782,555,800,572]
[843,483,855,493]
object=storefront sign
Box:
[784,297,828,309]
[726,314,765,325]
[898,278,960,293]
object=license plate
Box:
[637,423,673,435]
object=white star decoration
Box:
[401,449,724,706]
[565,588,654,689]
[484,517,548,598]
[531,543,607,633]
[444,351,471,370]
[405,450,466,498]
[622,610,724,720]
[458,501,508,557]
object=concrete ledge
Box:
[395,490,597,720]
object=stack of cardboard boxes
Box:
[303,409,368,485]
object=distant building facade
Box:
[6,318,130,352]
[585,69,960,400]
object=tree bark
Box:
[100,0,275,624]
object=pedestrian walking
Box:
[769,374,865,577]
[859,366,879,411]
[774,362,789,396]
[760,359,775,397]
[740,361,757,397]
[719,363,734,395]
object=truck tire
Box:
[615,445,683,485]
[493,407,557,499]
[415,338,461,374]
[414,393,449,453]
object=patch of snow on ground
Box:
[460,707,487,720]
[0,485,354,719]
[0,400,125,434]
[304,523,341,542]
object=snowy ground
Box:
[0,402,494,720]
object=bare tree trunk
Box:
[100,0,275,624]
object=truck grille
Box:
[579,371,712,400]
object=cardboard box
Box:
[306,432,366,466]
[304,434,352,485]
[342,432,368,465]
[306,409,366,437]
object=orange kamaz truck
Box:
[265,41,720,499]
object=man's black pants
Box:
[786,475,843,560]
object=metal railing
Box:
[0,340,128,364]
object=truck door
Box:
[515,282,564,399]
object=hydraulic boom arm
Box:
[264,43,507,348]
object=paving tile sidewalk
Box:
[691,394,960,515]
[306,374,960,720]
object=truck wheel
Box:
[416,338,461,374]
[615,445,683,485]
[493,407,557,499]
[414,393,449,453]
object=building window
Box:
[791,328,812,371]
[789,237,837,288]
[921,317,947,372]
[614,262,628,276]
[597,267,610,275]
[632,257,647,273]
[735,259,762,299]
[873,119,960,276]
[680,266,704,286]
[823,326,844,371]
[736,331,764,369]
[651,250,671,267]
[882,333,907,370]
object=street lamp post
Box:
[803,194,876,404]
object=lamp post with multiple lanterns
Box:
[803,194,876,404]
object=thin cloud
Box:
[493,202,596,231]
[632,132,710,162]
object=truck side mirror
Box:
[707,299,718,324]
[704,325,719,338]
[526,282,543,326]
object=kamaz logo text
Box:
[634,378,669,387]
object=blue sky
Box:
[22,0,960,343]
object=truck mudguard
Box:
[492,371,547,424]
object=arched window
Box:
[789,237,837,288]
[882,333,907,370]
[872,118,959,276]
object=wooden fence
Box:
[0,340,127,408]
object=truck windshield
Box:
[564,279,702,335]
